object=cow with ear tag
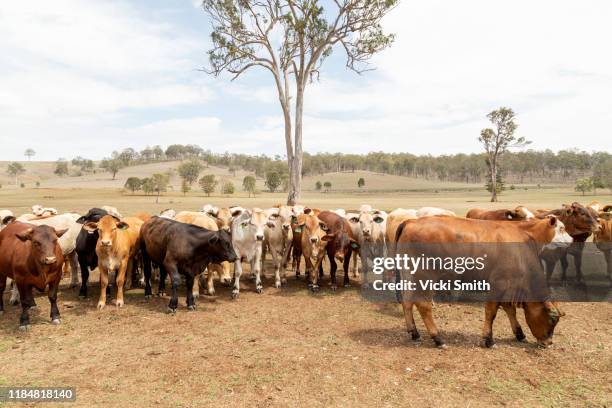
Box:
[83,215,143,310]
[0,222,67,330]
[263,206,296,288]
[230,209,270,298]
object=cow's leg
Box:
[604,251,612,281]
[328,251,338,291]
[253,245,263,294]
[17,284,35,330]
[351,250,360,279]
[142,249,153,299]
[205,267,215,296]
[158,265,167,297]
[343,250,352,288]
[192,272,201,298]
[401,301,420,341]
[67,252,79,288]
[165,263,180,314]
[9,279,20,305]
[501,303,526,342]
[78,259,90,298]
[0,275,6,313]
[124,258,134,291]
[544,258,556,286]
[559,252,569,285]
[482,302,499,348]
[232,260,243,299]
[310,253,326,293]
[573,248,584,283]
[97,265,109,310]
[304,256,314,288]
[115,259,129,308]
[270,245,282,288]
[415,301,444,347]
[185,273,196,310]
[48,277,61,324]
[293,245,301,279]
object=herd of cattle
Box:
[0,201,610,348]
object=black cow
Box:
[75,208,110,298]
[140,217,238,313]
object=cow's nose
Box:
[282,224,290,230]
[363,229,371,236]
[256,235,264,241]
[44,256,57,265]
[222,226,231,232]
[101,240,112,247]
[310,237,318,243]
[222,277,232,285]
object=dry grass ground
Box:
[0,175,611,407]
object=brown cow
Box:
[538,202,600,283]
[313,211,358,291]
[466,207,529,221]
[594,207,612,281]
[296,212,328,289]
[83,216,143,309]
[0,222,67,329]
[395,216,567,348]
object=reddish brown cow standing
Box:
[0,222,67,330]
[394,216,566,348]
[466,208,528,221]
[313,211,359,291]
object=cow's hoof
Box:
[116,300,124,308]
[438,343,449,349]
[256,286,263,294]
[275,281,282,289]
[281,278,287,284]
[295,274,300,280]
[482,337,495,348]
[188,305,197,311]
[331,285,337,291]
[231,291,239,300]
[144,294,152,300]
[411,331,421,341]
[344,283,350,288]
[97,302,105,310]
[432,336,446,348]
[309,285,320,293]
[18,324,30,331]
[206,290,216,296]
[192,292,200,299]
[51,318,61,325]
[78,294,86,300]
[157,292,166,297]
[9,299,19,306]
[166,307,176,315]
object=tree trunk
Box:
[490,160,498,202]
[287,83,304,205]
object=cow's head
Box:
[594,211,612,243]
[16,225,67,266]
[266,206,295,236]
[514,206,535,220]
[232,209,267,242]
[159,208,176,219]
[208,230,238,264]
[542,216,573,250]
[84,215,129,248]
[76,208,108,224]
[358,211,387,242]
[522,301,564,347]
[210,206,244,232]
[562,202,600,234]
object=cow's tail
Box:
[140,237,152,298]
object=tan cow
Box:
[83,215,143,309]
[386,208,418,244]
[594,206,612,281]
[296,213,329,288]
[175,211,232,296]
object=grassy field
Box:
[0,169,611,407]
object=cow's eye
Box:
[241,221,249,228]
[374,217,384,224]
[320,223,329,232]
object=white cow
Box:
[231,209,272,298]
[0,210,14,230]
[263,206,298,288]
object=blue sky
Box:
[1,0,611,161]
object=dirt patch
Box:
[1,264,610,408]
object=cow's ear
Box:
[54,228,68,238]
[116,221,130,230]
[505,211,514,220]
[231,208,244,217]
[83,222,98,232]
[547,216,557,226]
[348,216,359,224]
[16,228,34,241]
[266,221,276,228]
[321,234,335,242]
[2,215,16,226]
[303,208,312,215]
